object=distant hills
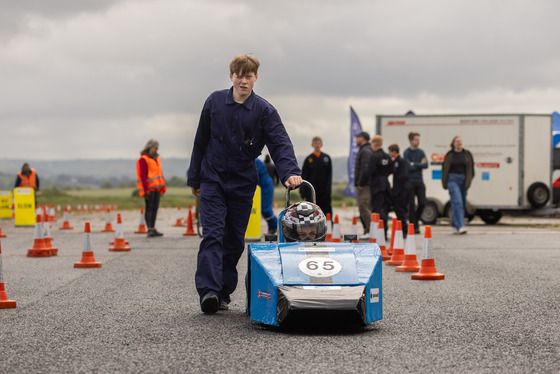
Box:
[0,156,351,189]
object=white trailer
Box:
[376,114,554,224]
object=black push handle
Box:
[285,180,315,208]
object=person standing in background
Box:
[442,136,475,235]
[388,144,410,237]
[301,136,332,217]
[368,135,393,240]
[136,139,166,237]
[403,132,428,234]
[256,158,278,235]
[353,131,374,237]
[15,163,39,192]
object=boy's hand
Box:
[285,176,302,188]
[191,187,200,197]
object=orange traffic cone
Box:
[134,209,148,234]
[42,220,58,256]
[0,226,6,238]
[183,208,197,236]
[388,217,397,255]
[0,240,16,308]
[368,213,378,243]
[101,209,115,232]
[109,214,131,252]
[325,213,332,242]
[386,220,405,266]
[27,215,51,257]
[341,201,347,210]
[412,226,445,280]
[49,205,57,222]
[396,224,420,272]
[331,215,341,242]
[351,217,359,243]
[376,220,390,261]
[59,207,74,230]
[173,206,185,227]
[74,222,102,268]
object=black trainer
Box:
[200,293,219,314]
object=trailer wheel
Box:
[444,201,475,222]
[527,182,550,208]
[420,200,439,225]
[478,210,502,224]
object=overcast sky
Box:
[2,0,560,161]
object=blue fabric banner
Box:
[344,106,363,197]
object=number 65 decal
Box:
[298,257,342,277]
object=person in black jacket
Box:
[368,135,393,239]
[301,136,332,216]
[389,144,410,237]
[354,131,374,235]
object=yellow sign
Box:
[14,188,36,226]
[245,186,261,241]
[0,190,12,219]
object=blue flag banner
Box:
[344,106,363,197]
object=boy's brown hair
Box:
[230,54,260,76]
[388,143,400,153]
[408,131,420,141]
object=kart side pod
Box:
[246,241,383,326]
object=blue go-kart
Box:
[246,181,383,327]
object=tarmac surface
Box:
[0,208,559,373]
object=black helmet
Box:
[281,202,327,242]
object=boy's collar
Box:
[226,87,255,110]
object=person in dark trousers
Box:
[442,135,475,235]
[187,54,302,314]
[256,158,278,235]
[263,154,280,186]
[403,132,428,234]
[300,136,332,217]
[388,144,410,237]
[136,139,166,237]
[354,131,374,236]
[368,135,393,240]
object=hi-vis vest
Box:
[136,155,166,197]
[18,168,37,189]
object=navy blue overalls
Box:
[187,88,300,303]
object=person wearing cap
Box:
[354,131,374,237]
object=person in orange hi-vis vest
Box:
[136,139,166,237]
[15,163,40,204]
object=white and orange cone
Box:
[331,215,342,242]
[134,209,148,234]
[59,207,73,230]
[0,226,6,238]
[183,207,197,236]
[351,216,359,243]
[109,214,131,251]
[377,220,390,261]
[27,215,51,257]
[173,206,184,227]
[101,209,115,232]
[412,226,445,280]
[0,239,16,308]
[74,222,102,268]
[325,213,332,242]
[368,213,378,243]
[49,205,57,222]
[388,217,397,255]
[396,224,420,272]
[386,220,405,266]
[42,220,58,256]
